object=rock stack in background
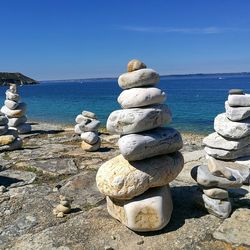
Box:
[1,84,31,134]
[0,111,22,152]
[74,110,101,151]
[96,59,184,232]
[191,89,250,219]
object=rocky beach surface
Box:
[0,121,249,249]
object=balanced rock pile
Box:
[191,88,250,218]
[1,84,31,134]
[0,111,22,152]
[96,59,184,232]
[74,110,101,151]
[53,195,72,218]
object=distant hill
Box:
[0,72,38,86]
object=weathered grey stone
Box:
[118,127,183,161]
[117,87,166,108]
[14,123,32,134]
[228,89,244,95]
[214,113,250,139]
[202,194,231,219]
[80,131,99,144]
[0,125,8,135]
[225,101,250,121]
[118,69,160,89]
[191,165,243,189]
[8,116,27,127]
[4,99,19,110]
[203,132,250,151]
[81,138,101,152]
[5,90,20,102]
[78,119,100,132]
[0,137,22,152]
[0,115,8,125]
[107,104,172,135]
[203,188,229,199]
[1,103,27,118]
[213,208,250,246]
[107,185,173,232]
[82,110,97,119]
[228,93,250,107]
[96,152,184,200]
[0,131,18,146]
[204,144,250,160]
[127,59,147,72]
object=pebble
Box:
[127,59,147,72]
[81,138,101,152]
[81,131,99,145]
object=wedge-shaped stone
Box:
[203,132,250,151]
[228,93,250,107]
[203,188,229,199]
[205,144,250,160]
[118,87,166,109]
[202,194,231,219]
[96,152,184,200]
[214,113,250,139]
[1,103,27,118]
[107,185,173,232]
[191,165,243,189]
[78,118,100,132]
[107,104,172,135]
[225,101,250,121]
[118,69,160,89]
[0,137,22,152]
[118,127,183,161]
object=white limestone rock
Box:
[82,110,97,119]
[107,104,172,135]
[75,114,85,124]
[4,99,19,110]
[81,131,99,145]
[78,119,100,132]
[107,185,173,232]
[1,103,27,118]
[204,144,250,160]
[225,101,250,121]
[203,132,250,151]
[228,93,250,107]
[74,124,82,134]
[214,113,250,139]
[117,87,166,109]
[118,69,160,89]
[8,116,27,127]
[203,188,229,199]
[5,90,20,102]
[202,194,231,219]
[96,152,184,200]
[118,127,183,161]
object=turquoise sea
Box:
[1,74,250,134]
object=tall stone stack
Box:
[0,111,22,152]
[74,110,101,152]
[1,84,31,134]
[96,59,184,232]
[191,89,250,219]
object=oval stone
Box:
[81,131,99,144]
[214,113,250,139]
[117,87,166,108]
[118,127,183,161]
[107,185,173,232]
[107,104,172,135]
[1,103,27,118]
[96,152,184,200]
[228,94,250,107]
[4,99,19,110]
[81,138,101,152]
[127,59,147,72]
[82,110,97,119]
[118,69,160,89]
[8,116,27,127]
[228,89,244,95]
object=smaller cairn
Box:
[1,84,31,134]
[53,195,71,218]
[0,111,22,152]
[74,110,101,151]
[191,88,250,219]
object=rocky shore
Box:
[0,122,249,249]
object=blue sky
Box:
[0,0,250,80]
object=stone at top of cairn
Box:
[127,59,147,72]
[228,89,244,95]
[9,83,17,94]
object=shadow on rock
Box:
[0,175,23,187]
[28,129,65,135]
[98,147,114,152]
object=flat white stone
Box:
[204,144,250,160]
[5,90,20,102]
[107,185,173,232]
[74,124,82,134]
[225,101,250,121]
[107,104,172,135]
[202,194,231,219]
[82,110,97,119]
[96,152,184,200]
[80,131,99,144]
[117,87,166,109]
[203,132,250,151]
[118,127,183,161]
[1,103,27,118]
[8,116,27,127]
[4,99,19,110]
[214,113,250,139]
[203,188,229,199]
[228,94,250,107]
[118,69,160,89]
[75,114,85,124]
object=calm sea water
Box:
[1,75,250,134]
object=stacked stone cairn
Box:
[0,111,22,152]
[1,84,31,134]
[96,59,184,232]
[191,89,250,219]
[53,195,72,218]
[74,110,101,151]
